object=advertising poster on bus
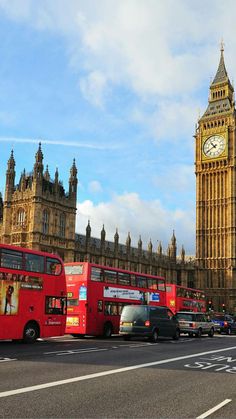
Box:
[0,280,20,315]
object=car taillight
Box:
[224,321,228,326]
[145,320,150,327]
[189,322,196,327]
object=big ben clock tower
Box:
[195,45,236,313]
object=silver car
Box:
[176,312,214,338]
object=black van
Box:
[119,305,180,342]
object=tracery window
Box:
[17,209,25,226]
[42,209,49,234]
[59,213,66,237]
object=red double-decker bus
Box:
[165,283,206,314]
[0,244,67,342]
[65,262,166,337]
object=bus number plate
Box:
[66,317,79,327]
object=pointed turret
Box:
[33,142,44,181]
[212,42,228,85]
[202,44,234,118]
[54,167,59,194]
[114,228,119,250]
[19,169,27,191]
[171,230,176,246]
[69,158,78,201]
[138,235,142,251]
[157,241,162,256]
[85,220,91,252]
[169,230,177,260]
[7,149,15,170]
[126,232,131,249]
[101,224,106,242]
[55,167,59,183]
[148,238,153,253]
[181,245,185,263]
[44,165,50,181]
[5,150,15,202]
[86,220,91,238]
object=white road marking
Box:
[0,358,17,363]
[44,347,98,354]
[0,345,236,398]
[57,349,107,356]
[44,348,108,356]
[196,399,232,418]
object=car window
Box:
[155,308,167,318]
[149,307,159,319]
[176,313,195,321]
[120,306,148,322]
[196,314,204,321]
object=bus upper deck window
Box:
[46,258,62,275]
[0,249,23,270]
[25,253,44,273]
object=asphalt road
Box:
[0,334,236,418]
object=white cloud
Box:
[79,71,107,108]
[1,0,234,141]
[88,180,103,194]
[131,99,200,144]
[76,192,195,254]
[152,164,194,194]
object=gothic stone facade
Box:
[0,144,195,289]
[0,144,77,262]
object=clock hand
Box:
[208,144,218,152]
[210,142,216,148]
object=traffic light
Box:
[222,303,226,312]
[208,300,212,311]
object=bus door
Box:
[66,282,87,335]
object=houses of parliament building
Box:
[0,47,236,313]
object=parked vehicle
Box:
[211,313,234,335]
[176,312,214,338]
[119,305,180,342]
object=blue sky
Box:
[0,0,235,256]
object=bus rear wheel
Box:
[103,322,113,338]
[23,322,39,343]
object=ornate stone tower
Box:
[195,45,236,312]
[0,144,78,262]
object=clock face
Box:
[203,135,226,158]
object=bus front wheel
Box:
[103,322,113,338]
[23,322,39,343]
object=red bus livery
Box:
[65,262,166,337]
[0,244,67,342]
[166,284,206,313]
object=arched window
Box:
[42,209,49,234]
[17,209,25,226]
[59,213,66,237]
